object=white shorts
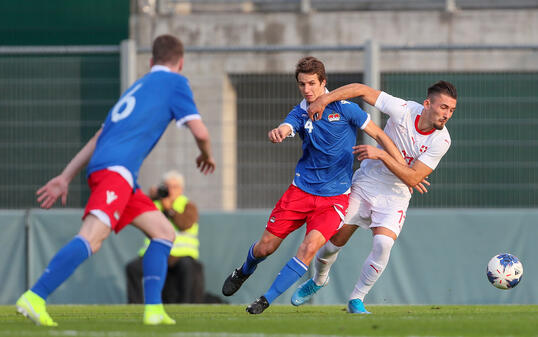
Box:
[344,183,410,237]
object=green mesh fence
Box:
[0,54,119,209]
[231,72,538,208]
[232,73,363,208]
[381,72,538,208]
[2,67,536,209]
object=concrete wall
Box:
[2,209,537,305]
[133,9,538,71]
[130,9,538,210]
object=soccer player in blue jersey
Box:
[221,56,407,314]
[15,35,215,326]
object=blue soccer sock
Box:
[143,239,173,305]
[264,256,308,304]
[241,242,266,275]
[31,235,92,300]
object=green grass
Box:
[1,304,537,337]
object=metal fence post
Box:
[364,39,381,145]
[120,39,137,94]
[222,75,237,210]
[24,209,31,290]
[301,0,311,13]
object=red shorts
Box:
[266,185,349,240]
[83,169,157,233]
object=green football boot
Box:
[16,290,58,327]
[143,304,176,325]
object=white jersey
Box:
[354,91,452,203]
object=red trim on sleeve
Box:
[415,115,435,135]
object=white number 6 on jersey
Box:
[111,83,143,122]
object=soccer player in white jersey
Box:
[291,80,456,314]
[15,35,215,326]
[221,57,409,315]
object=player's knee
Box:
[372,234,395,260]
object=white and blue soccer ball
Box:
[486,253,523,290]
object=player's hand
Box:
[415,178,430,194]
[409,182,429,194]
[353,144,384,161]
[408,177,430,194]
[268,128,287,143]
[196,154,216,175]
[36,175,69,209]
[307,95,328,121]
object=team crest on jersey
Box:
[419,145,428,153]
[328,113,341,122]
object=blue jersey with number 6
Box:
[283,99,370,196]
[87,66,200,186]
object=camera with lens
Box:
[156,184,169,198]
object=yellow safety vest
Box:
[138,195,199,259]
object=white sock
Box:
[313,240,342,286]
[349,234,394,301]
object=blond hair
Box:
[162,170,184,187]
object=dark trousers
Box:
[126,256,205,304]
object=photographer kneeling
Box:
[126,170,205,303]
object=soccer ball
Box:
[486,253,523,290]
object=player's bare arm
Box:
[356,144,433,190]
[268,124,292,143]
[354,145,430,194]
[308,83,381,121]
[362,121,407,166]
[186,119,216,175]
[36,127,103,209]
[360,121,428,193]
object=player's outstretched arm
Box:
[268,124,292,143]
[308,83,381,120]
[186,119,215,175]
[36,127,103,208]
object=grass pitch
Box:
[1,304,537,337]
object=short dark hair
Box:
[427,80,457,100]
[152,34,184,65]
[295,56,327,83]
